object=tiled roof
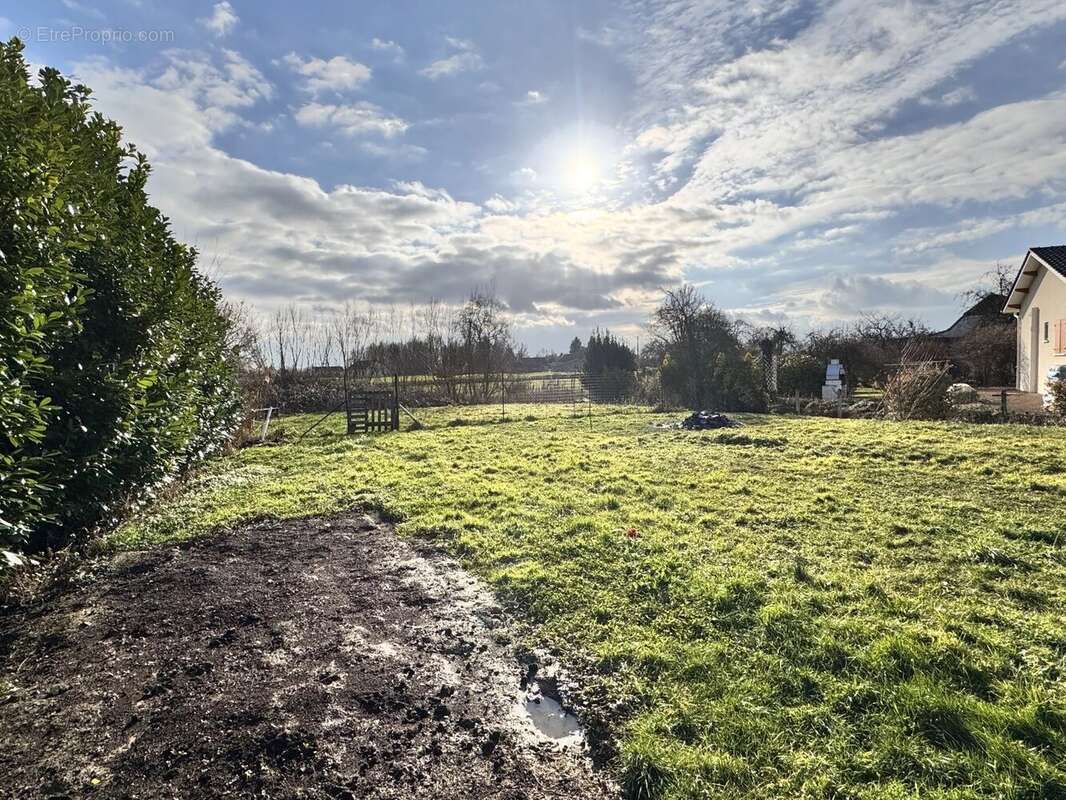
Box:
[1031,246,1066,278]
[1002,246,1066,313]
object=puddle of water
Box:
[519,692,585,748]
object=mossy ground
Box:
[114,406,1066,799]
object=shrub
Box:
[882,363,952,420]
[1048,379,1066,417]
[0,40,240,557]
[950,402,999,423]
[777,352,824,397]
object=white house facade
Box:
[1002,246,1066,396]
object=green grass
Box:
[114,406,1066,799]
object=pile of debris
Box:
[680,410,739,430]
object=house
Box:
[932,293,1011,340]
[1002,246,1066,395]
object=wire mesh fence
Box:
[243,368,669,440]
[396,371,658,427]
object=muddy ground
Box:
[0,513,616,799]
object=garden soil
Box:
[0,513,614,799]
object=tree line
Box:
[237,264,1014,415]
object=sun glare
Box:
[532,122,619,199]
[561,149,602,194]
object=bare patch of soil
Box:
[0,514,615,799]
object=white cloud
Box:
[282,52,371,95]
[820,274,952,313]
[420,52,484,79]
[60,1,1066,337]
[420,38,484,79]
[894,202,1066,255]
[199,1,238,37]
[920,85,977,106]
[358,140,427,161]
[939,85,978,105]
[485,194,519,213]
[520,90,548,105]
[370,38,405,61]
[621,0,1066,206]
[67,53,665,326]
[444,36,476,51]
[594,0,1066,305]
[88,49,274,147]
[294,101,408,137]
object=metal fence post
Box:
[392,374,400,431]
[260,406,274,442]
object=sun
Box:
[533,123,619,198]
[561,149,602,194]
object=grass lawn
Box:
[113,406,1066,799]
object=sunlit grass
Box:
[113,406,1066,799]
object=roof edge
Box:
[1000,249,1066,314]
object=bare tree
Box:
[307,310,335,368]
[338,302,378,368]
[219,299,265,370]
[268,307,288,374]
[264,303,314,374]
[961,262,1015,307]
[285,303,310,372]
[852,313,928,347]
[455,289,514,401]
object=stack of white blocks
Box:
[822,359,846,401]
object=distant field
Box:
[115,407,1066,799]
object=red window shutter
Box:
[1057,320,1065,354]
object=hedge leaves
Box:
[0,39,241,557]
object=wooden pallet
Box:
[346,389,399,434]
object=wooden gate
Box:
[346,384,399,434]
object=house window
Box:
[1044,321,1050,343]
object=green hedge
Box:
[0,39,241,558]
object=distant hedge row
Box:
[0,40,241,558]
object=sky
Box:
[3,0,1066,353]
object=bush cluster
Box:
[1048,379,1066,417]
[776,352,824,397]
[1,40,240,558]
[881,363,953,420]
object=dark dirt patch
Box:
[0,514,615,799]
